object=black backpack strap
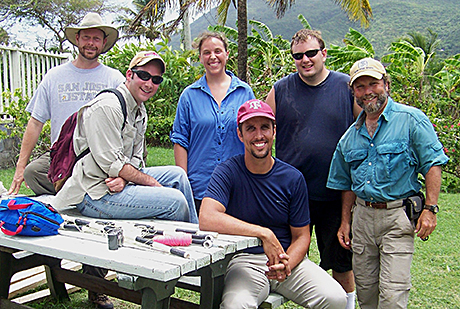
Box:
[96,88,128,130]
[75,147,90,161]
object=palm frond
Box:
[332,0,373,28]
[265,0,295,18]
[297,14,312,30]
[249,19,273,42]
[343,28,374,55]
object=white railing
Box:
[0,46,71,121]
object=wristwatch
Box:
[424,204,439,214]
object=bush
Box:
[0,89,50,162]
[146,114,174,147]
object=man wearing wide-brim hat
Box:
[8,12,124,309]
[65,12,119,54]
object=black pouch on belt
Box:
[404,192,425,224]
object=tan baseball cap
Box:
[349,58,386,86]
[128,51,166,73]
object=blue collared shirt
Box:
[327,98,449,202]
[170,71,255,200]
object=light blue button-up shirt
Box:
[327,98,449,202]
[170,71,255,200]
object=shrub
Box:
[0,89,50,162]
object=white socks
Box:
[346,291,356,309]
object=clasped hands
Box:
[265,253,291,282]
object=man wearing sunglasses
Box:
[54,51,198,225]
[266,29,361,309]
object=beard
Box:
[78,45,101,61]
[250,148,270,159]
[357,91,388,114]
[249,140,271,159]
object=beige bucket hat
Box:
[65,12,119,53]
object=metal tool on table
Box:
[60,217,190,258]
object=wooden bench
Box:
[258,293,288,309]
[174,276,288,309]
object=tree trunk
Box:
[180,0,192,50]
[237,0,248,82]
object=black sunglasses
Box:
[132,69,163,85]
[291,49,322,60]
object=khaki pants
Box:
[352,199,414,309]
[23,151,56,196]
[220,253,347,309]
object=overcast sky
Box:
[3,0,205,50]
[3,0,133,49]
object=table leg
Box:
[0,249,68,301]
[197,254,233,309]
[44,258,69,301]
[0,250,14,299]
[133,276,179,309]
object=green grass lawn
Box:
[1,147,459,308]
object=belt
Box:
[357,197,405,210]
[365,201,388,209]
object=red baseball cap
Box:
[237,99,276,125]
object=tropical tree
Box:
[116,0,167,42]
[426,54,460,180]
[0,0,113,52]
[210,18,293,98]
[405,29,441,63]
[327,27,375,73]
[134,0,373,81]
[403,29,444,75]
[382,40,434,108]
[431,55,460,104]
[125,0,192,48]
[210,0,374,81]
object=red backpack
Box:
[47,88,127,192]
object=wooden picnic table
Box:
[0,206,260,309]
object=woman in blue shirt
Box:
[170,31,255,212]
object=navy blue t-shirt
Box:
[274,71,354,202]
[204,155,310,254]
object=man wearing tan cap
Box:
[53,51,197,308]
[9,12,124,197]
[327,58,448,308]
[54,50,197,223]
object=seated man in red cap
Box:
[200,99,347,308]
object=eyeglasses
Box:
[291,49,322,60]
[132,69,163,85]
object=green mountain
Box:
[173,0,460,58]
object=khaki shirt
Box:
[54,83,147,209]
